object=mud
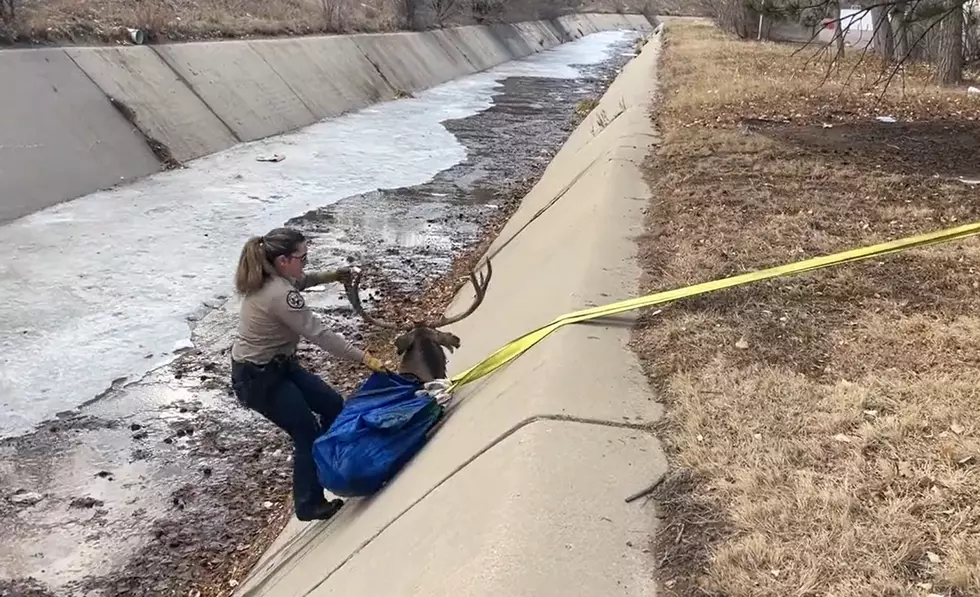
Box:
[0,38,638,597]
[747,119,980,180]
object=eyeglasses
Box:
[291,252,309,265]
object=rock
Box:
[130,423,142,431]
[9,490,44,506]
[70,496,105,509]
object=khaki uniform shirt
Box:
[231,272,365,366]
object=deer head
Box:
[344,262,493,384]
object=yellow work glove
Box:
[331,267,354,285]
[362,353,389,373]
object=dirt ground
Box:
[635,20,980,597]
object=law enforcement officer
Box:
[230,227,386,522]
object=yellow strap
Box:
[449,220,980,389]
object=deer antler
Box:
[429,260,493,328]
[344,268,402,330]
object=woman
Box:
[231,227,386,522]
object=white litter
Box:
[875,116,898,123]
[416,378,454,407]
[968,86,980,94]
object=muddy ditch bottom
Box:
[0,39,637,597]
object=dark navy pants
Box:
[231,357,344,520]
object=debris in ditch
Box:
[624,473,665,503]
[70,497,105,509]
[107,96,183,170]
[256,154,286,163]
[8,490,45,506]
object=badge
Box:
[286,290,305,310]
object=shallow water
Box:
[0,31,634,439]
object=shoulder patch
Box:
[285,290,305,310]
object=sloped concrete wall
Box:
[522,20,569,47]
[153,41,319,142]
[247,37,398,122]
[65,46,240,162]
[232,25,664,597]
[587,12,635,29]
[625,13,657,30]
[554,13,599,38]
[440,25,518,71]
[352,31,475,94]
[0,49,161,223]
[1,14,650,224]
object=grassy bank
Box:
[636,20,980,597]
[0,0,660,45]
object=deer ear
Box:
[394,333,414,355]
[436,332,461,353]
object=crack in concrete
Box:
[149,45,243,144]
[237,412,655,597]
[300,414,655,596]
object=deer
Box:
[343,262,493,385]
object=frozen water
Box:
[0,31,633,438]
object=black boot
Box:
[297,498,344,522]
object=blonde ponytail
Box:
[235,236,269,295]
[234,227,307,295]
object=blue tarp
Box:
[313,372,443,497]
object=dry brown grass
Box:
[2,0,405,44]
[635,20,980,597]
[0,0,654,44]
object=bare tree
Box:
[870,3,895,57]
[829,0,846,61]
[723,0,973,87]
[471,0,504,23]
[891,1,912,61]
[966,5,980,63]
[0,0,14,23]
[428,0,464,26]
[712,0,757,37]
[936,0,964,83]
[403,0,423,29]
